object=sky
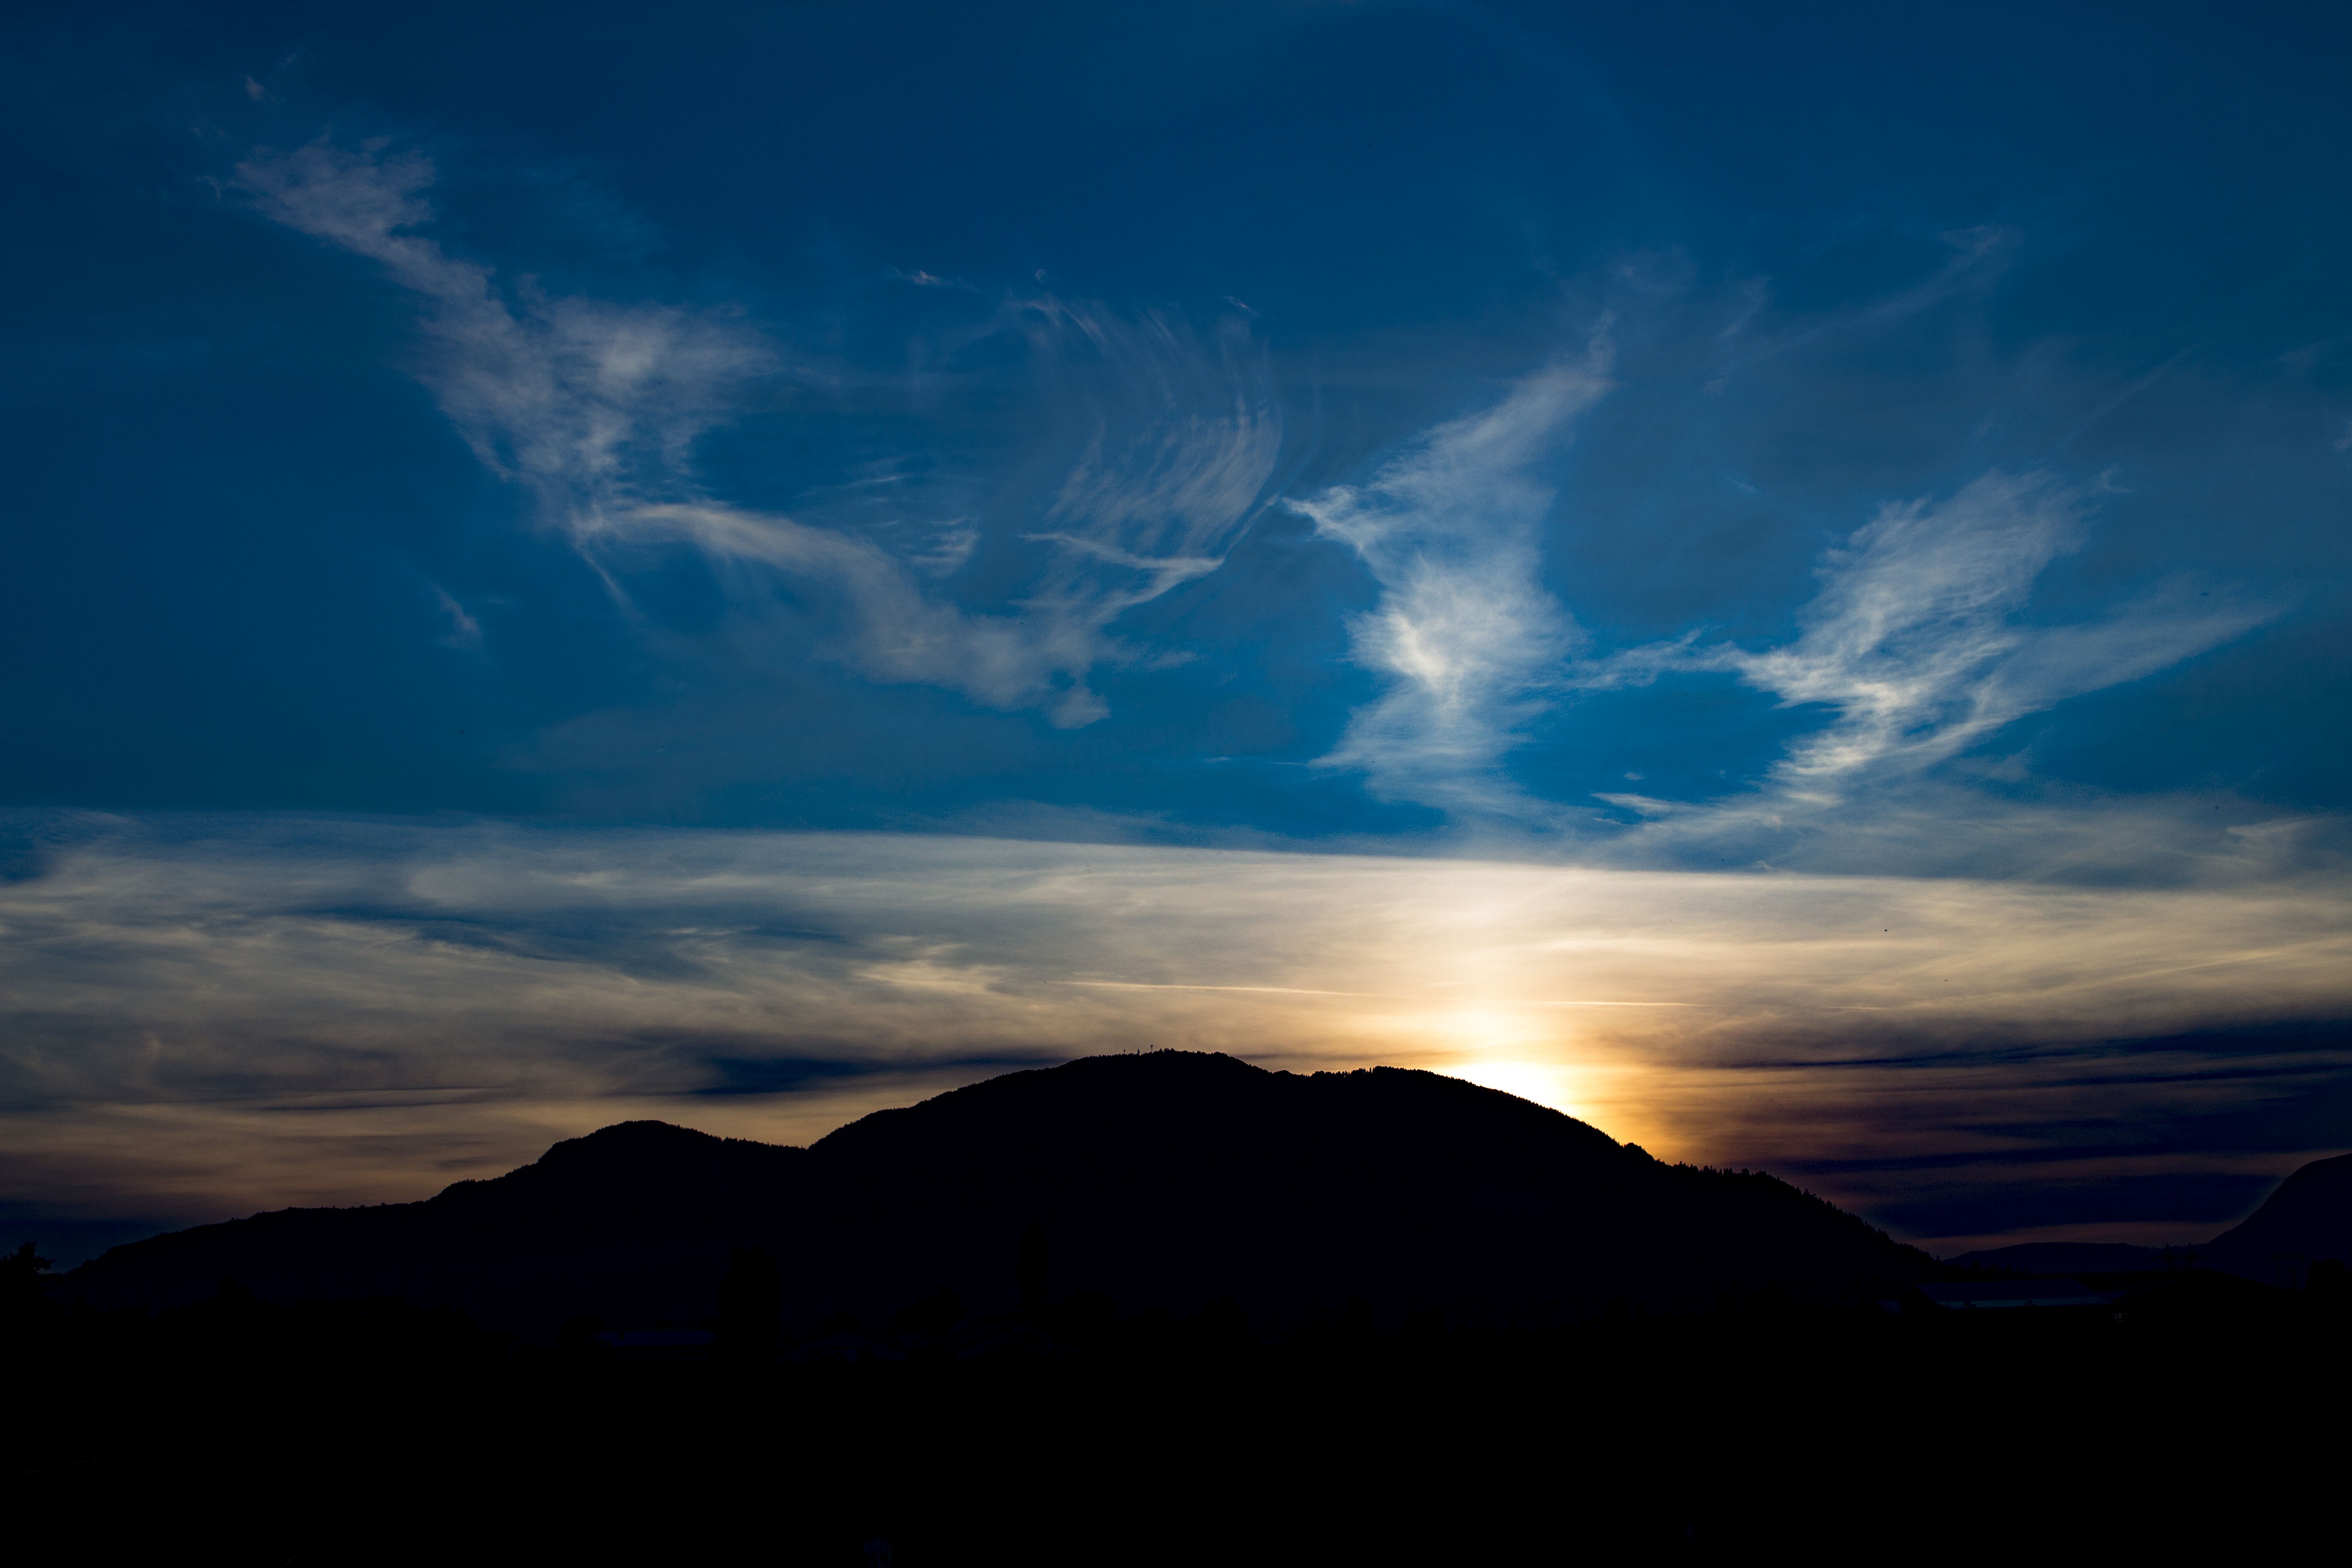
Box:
[5,0,2350,1264]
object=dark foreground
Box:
[9,1276,2346,1565]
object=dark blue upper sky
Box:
[5,0,2348,853]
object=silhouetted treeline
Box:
[10,1247,2348,1564]
[51,1053,1942,1337]
[16,1057,2349,1560]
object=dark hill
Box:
[1945,1152,2352,1283]
[55,1051,1933,1336]
[2202,1149,2352,1278]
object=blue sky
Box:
[5,1,2350,1260]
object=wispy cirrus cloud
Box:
[233,138,1279,726]
[1287,352,1611,813]
[234,140,760,511]
[1587,471,2276,825]
[1294,351,2272,841]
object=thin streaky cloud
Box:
[1062,980,1694,1005]
[1735,471,2267,792]
[5,817,2349,1234]
[1061,981,1398,997]
[233,140,761,514]
[1582,470,2276,844]
[1289,350,1612,815]
[1295,369,2266,835]
[1708,224,2013,390]
[423,580,482,649]
[235,138,1280,728]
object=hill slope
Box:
[2202,1149,2352,1278]
[55,1052,1933,1335]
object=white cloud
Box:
[628,502,1117,724]
[1749,470,2086,785]
[1292,357,2272,843]
[234,141,758,516]
[1288,354,1611,813]
[905,519,978,578]
[425,581,481,649]
[234,139,1279,726]
[1587,471,2275,812]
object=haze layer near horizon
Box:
[5,816,2348,1263]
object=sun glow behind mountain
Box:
[6,818,2348,1256]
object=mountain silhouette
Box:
[54,1051,1932,1335]
[1945,1151,2352,1281]
[2200,1149,2352,1278]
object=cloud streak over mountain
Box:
[5,816,2347,1254]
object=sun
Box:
[1446,1057,1571,1109]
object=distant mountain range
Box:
[52,1052,1936,1337]
[1948,1150,2352,1282]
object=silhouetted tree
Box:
[899,1287,962,1339]
[716,1248,782,1365]
[1056,1290,1117,1348]
[1,1241,52,1327]
[1017,1225,1049,1316]
[1401,1305,1445,1348]
[1188,1295,1248,1352]
[2308,1257,2348,1318]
